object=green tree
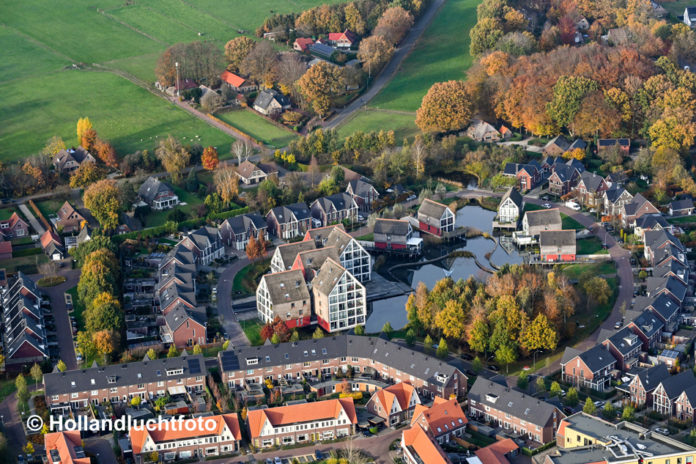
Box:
[382,321,393,337]
[583,397,596,414]
[313,327,325,339]
[56,360,67,372]
[146,348,157,360]
[83,180,122,231]
[565,387,579,407]
[469,18,504,56]
[495,343,517,374]
[354,325,364,336]
[583,276,612,310]
[69,236,116,267]
[167,345,178,358]
[424,334,434,354]
[192,344,202,355]
[155,135,191,184]
[436,338,449,359]
[30,363,42,389]
[472,356,483,374]
[547,75,598,130]
[603,401,615,420]
[131,396,141,407]
[85,292,122,334]
[550,381,562,397]
[405,328,416,346]
[517,371,529,390]
[270,333,280,344]
[622,405,635,421]
[536,376,546,393]
[468,316,490,354]
[15,374,28,404]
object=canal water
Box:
[365,205,526,332]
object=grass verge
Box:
[232,259,270,296]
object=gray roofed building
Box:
[374,218,411,236]
[293,247,340,280]
[628,310,664,349]
[466,119,502,142]
[634,214,670,236]
[309,42,336,59]
[312,257,347,296]
[543,135,571,155]
[164,304,206,332]
[561,344,616,374]
[310,193,359,227]
[43,355,206,398]
[236,160,269,184]
[578,170,606,192]
[270,240,316,272]
[670,198,694,216]
[604,185,632,204]
[220,213,267,250]
[253,89,291,116]
[647,276,687,303]
[658,370,695,400]
[53,147,96,173]
[304,224,345,246]
[138,177,179,210]
[634,364,670,398]
[540,230,576,261]
[258,270,310,305]
[654,258,688,283]
[522,208,562,237]
[346,179,379,211]
[266,202,313,240]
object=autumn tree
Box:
[94,138,118,168]
[358,36,394,76]
[83,179,122,231]
[224,37,255,71]
[313,327,325,339]
[416,81,473,133]
[56,360,67,372]
[93,330,117,363]
[520,313,558,363]
[214,163,239,204]
[156,135,191,184]
[436,338,449,359]
[69,162,105,188]
[81,128,98,152]
[167,345,179,358]
[246,235,264,261]
[30,363,42,388]
[146,348,157,360]
[201,146,219,170]
[374,7,414,45]
[583,276,612,310]
[470,18,504,56]
[42,136,66,157]
[77,117,93,146]
[241,41,278,86]
[297,62,345,117]
[155,42,224,87]
[344,3,366,35]
[468,314,490,354]
[547,75,598,131]
[85,292,122,334]
[435,300,467,339]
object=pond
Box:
[365,205,527,332]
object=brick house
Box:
[44,431,90,464]
[266,203,313,239]
[597,138,630,155]
[600,327,641,371]
[53,147,96,174]
[603,186,633,219]
[220,70,257,93]
[548,164,580,196]
[366,382,421,426]
[621,193,660,228]
[346,178,379,212]
[256,270,311,329]
[627,310,664,350]
[247,398,357,448]
[410,396,468,444]
[129,414,241,462]
[417,199,455,236]
[220,213,267,251]
[310,193,359,227]
[652,371,695,416]
[218,336,467,400]
[560,344,615,391]
[468,378,565,444]
[539,230,576,262]
[0,212,29,239]
[629,364,670,407]
[503,163,541,191]
[179,226,224,266]
[675,385,696,422]
[572,171,609,208]
[161,305,206,348]
[644,291,681,332]
[44,355,206,412]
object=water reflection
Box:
[366,205,525,332]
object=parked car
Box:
[406,194,417,201]
[565,201,581,211]
[274,457,283,464]
[614,321,622,329]
[266,459,273,464]
[488,364,500,372]
[315,450,324,460]
[542,202,552,209]
[654,427,670,435]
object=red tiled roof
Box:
[129,414,241,455]
[221,71,246,88]
[402,425,451,464]
[373,382,417,415]
[328,30,357,43]
[248,398,357,439]
[40,229,61,249]
[45,431,90,464]
[410,397,467,438]
[475,438,519,464]
[294,37,315,51]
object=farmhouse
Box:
[328,30,357,48]
[56,201,86,233]
[138,176,179,210]
[293,37,315,52]
[53,147,96,174]
[468,378,565,444]
[417,199,455,236]
[253,89,291,116]
[236,160,269,185]
[247,398,357,448]
[220,70,256,93]
[466,119,501,142]
[539,230,576,262]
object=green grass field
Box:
[0,0,343,160]
[576,237,608,255]
[336,109,420,141]
[217,110,297,148]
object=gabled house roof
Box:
[657,370,695,400]
[647,276,687,303]
[544,135,571,152]
[40,229,62,249]
[475,439,519,464]
[313,193,356,214]
[309,42,335,58]
[402,425,451,464]
[138,177,175,203]
[603,327,641,356]
[604,185,632,204]
[578,171,606,192]
[644,228,685,252]
[222,213,267,236]
[130,414,240,454]
[550,164,578,183]
[411,396,467,437]
[293,247,340,278]
[374,218,411,236]
[164,304,206,332]
[467,119,501,139]
[629,310,664,339]
[220,70,246,87]
[561,344,616,372]
[237,160,267,180]
[184,226,220,252]
[259,270,310,304]
[254,89,290,111]
[634,364,670,392]
[269,202,311,224]
[274,240,316,270]
[419,199,450,220]
[500,187,523,210]
[247,398,357,439]
[539,230,576,249]
[635,214,669,230]
[566,158,585,173]
[45,431,90,464]
[372,382,418,416]
[57,201,84,223]
[347,179,378,198]
[524,208,562,227]
[670,198,694,211]
[328,30,357,43]
[598,138,630,149]
[623,193,658,217]
[293,37,315,51]
[304,224,344,245]
[312,258,350,296]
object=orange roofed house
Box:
[366,382,421,426]
[411,396,468,445]
[129,414,241,462]
[247,398,357,448]
[220,70,257,93]
[401,424,452,464]
[475,438,520,464]
[45,431,90,464]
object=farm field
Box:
[216,110,297,149]
[336,109,420,141]
[0,0,343,160]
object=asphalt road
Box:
[323,0,446,129]
[32,268,81,370]
[216,257,253,349]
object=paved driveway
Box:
[216,257,252,349]
[33,268,81,370]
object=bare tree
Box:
[277,52,308,87]
[241,41,278,84]
[411,136,428,179]
[231,140,253,164]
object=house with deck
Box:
[138,177,179,210]
[417,199,455,236]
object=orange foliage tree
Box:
[201,146,219,171]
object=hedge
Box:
[12,247,42,258]
[522,441,556,456]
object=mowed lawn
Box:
[0,71,233,161]
[217,110,297,148]
[336,109,420,141]
[369,0,479,112]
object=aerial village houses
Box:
[129,414,241,461]
[522,208,562,237]
[542,136,586,156]
[220,213,267,250]
[621,193,660,228]
[497,187,523,224]
[43,355,206,411]
[235,160,269,185]
[548,163,582,196]
[401,424,451,464]
[293,37,315,52]
[600,327,641,371]
[319,226,372,282]
[652,371,695,416]
[218,335,468,400]
[560,344,616,392]
[539,230,576,262]
[40,229,64,260]
[503,163,541,191]
[2,272,48,368]
[597,138,630,155]
[0,212,29,239]
[627,309,664,350]
[266,202,313,239]
[270,240,317,273]
[312,258,367,332]
[256,270,311,328]
[674,385,696,422]
[417,199,455,236]
[56,201,85,233]
[247,398,357,448]
[629,364,670,407]
[468,378,565,443]
[310,193,359,227]
[53,147,96,174]
[161,304,206,348]
[253,89,291,116]
[291,247,340,282]
[410,396,468,444]
[366,382,421,426]
[572,171,609,208]
[220,70,257,93]
[178,226,224,266]
[138,176,179,210]
[603,185,634,219]
[669,197,695,216]
[346,178,379,212]
[373,218,421,254]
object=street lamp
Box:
[175,61,180,97]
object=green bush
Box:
[12,247,42,258]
